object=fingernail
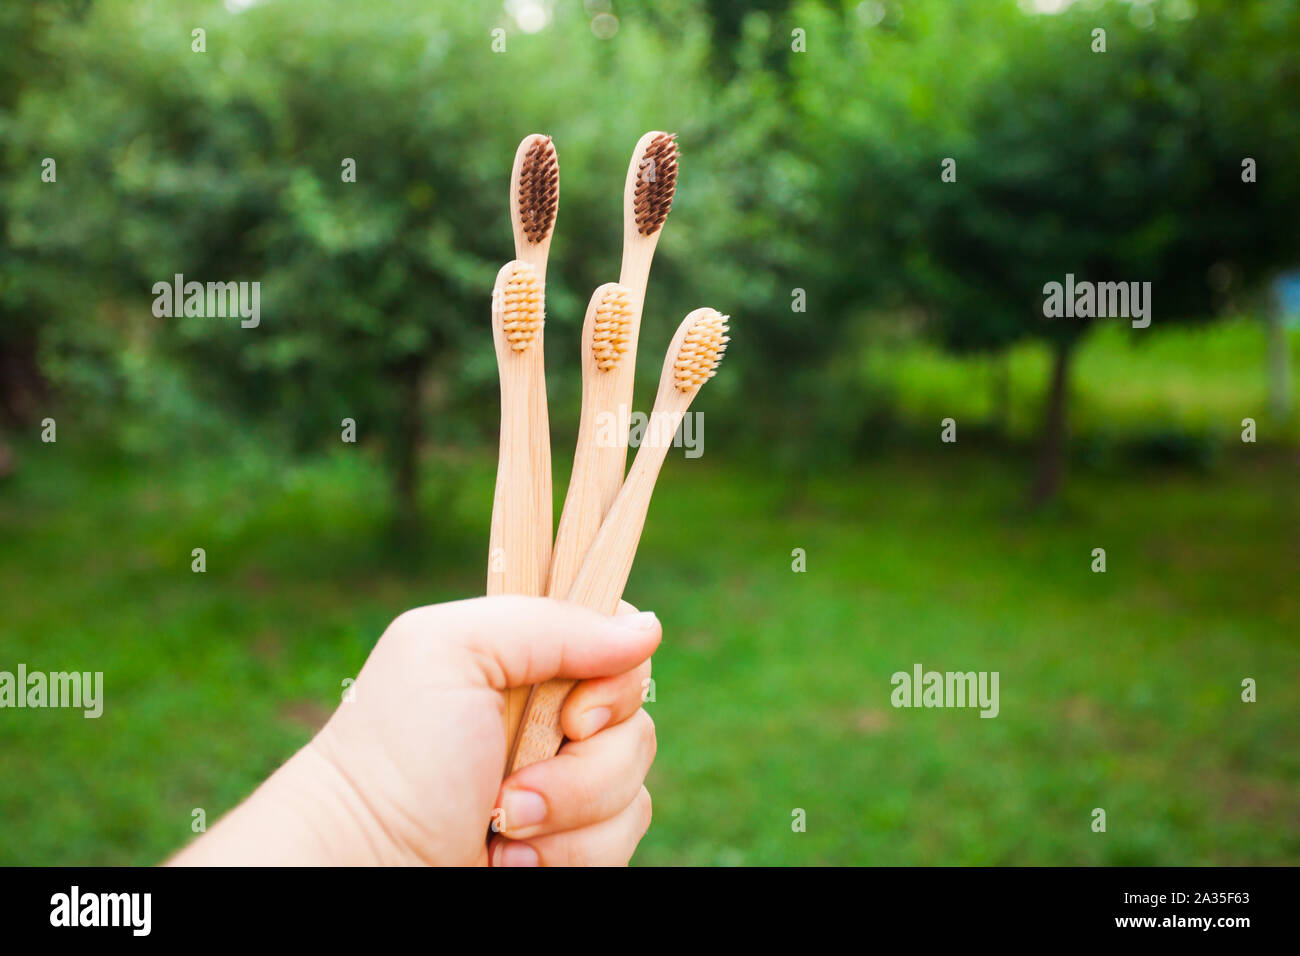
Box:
[579,706,612,737]
[502,788,548,829]
[501,842,539,867]
[615,611,659,632]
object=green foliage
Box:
[4,0,718,497]
[789,0,1300,356]
[3,0,1297,481]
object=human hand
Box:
[169,596,659,866]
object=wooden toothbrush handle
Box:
[506,423,673,774]
[508,678,575,771]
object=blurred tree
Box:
[688,0,1023,465]
[786,0,1300,501]
[5,0,715,526]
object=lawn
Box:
[1,423,1296,864]
[865,317,1300,443]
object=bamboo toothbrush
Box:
[621,131,679,323]
[508,307,729,772]
[542,282,635,607]
[486,260,549,743]
[610,131,678,466]
[497,135,559,744]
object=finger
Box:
[560,657,652,741]
[401,596,660,690]
[495,708,657,839]
[490,787,652,867]
[560,599,651,739]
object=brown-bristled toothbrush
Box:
[496,135,558,745]
[621,131,679,322]
[486,260,548,744]
[612,130,678,463]
[507,308,729,773]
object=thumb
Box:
[430,595,661,690]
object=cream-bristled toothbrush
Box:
[508,308,729,772]
[486,260,549,745]
[541,283,635,604]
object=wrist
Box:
[169,739,395,866]
[276,741,394,866]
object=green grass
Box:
[1,428,1296,864]
[865,317,1300,442]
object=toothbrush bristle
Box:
[518,136,558,244]
[673,309,729,391]
[633,133,678,237]
[502,262,544,352]
[591,285,634,371]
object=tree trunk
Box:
[0,328,44,480]
[0,327,45,427]
[1030,339,1074,506]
